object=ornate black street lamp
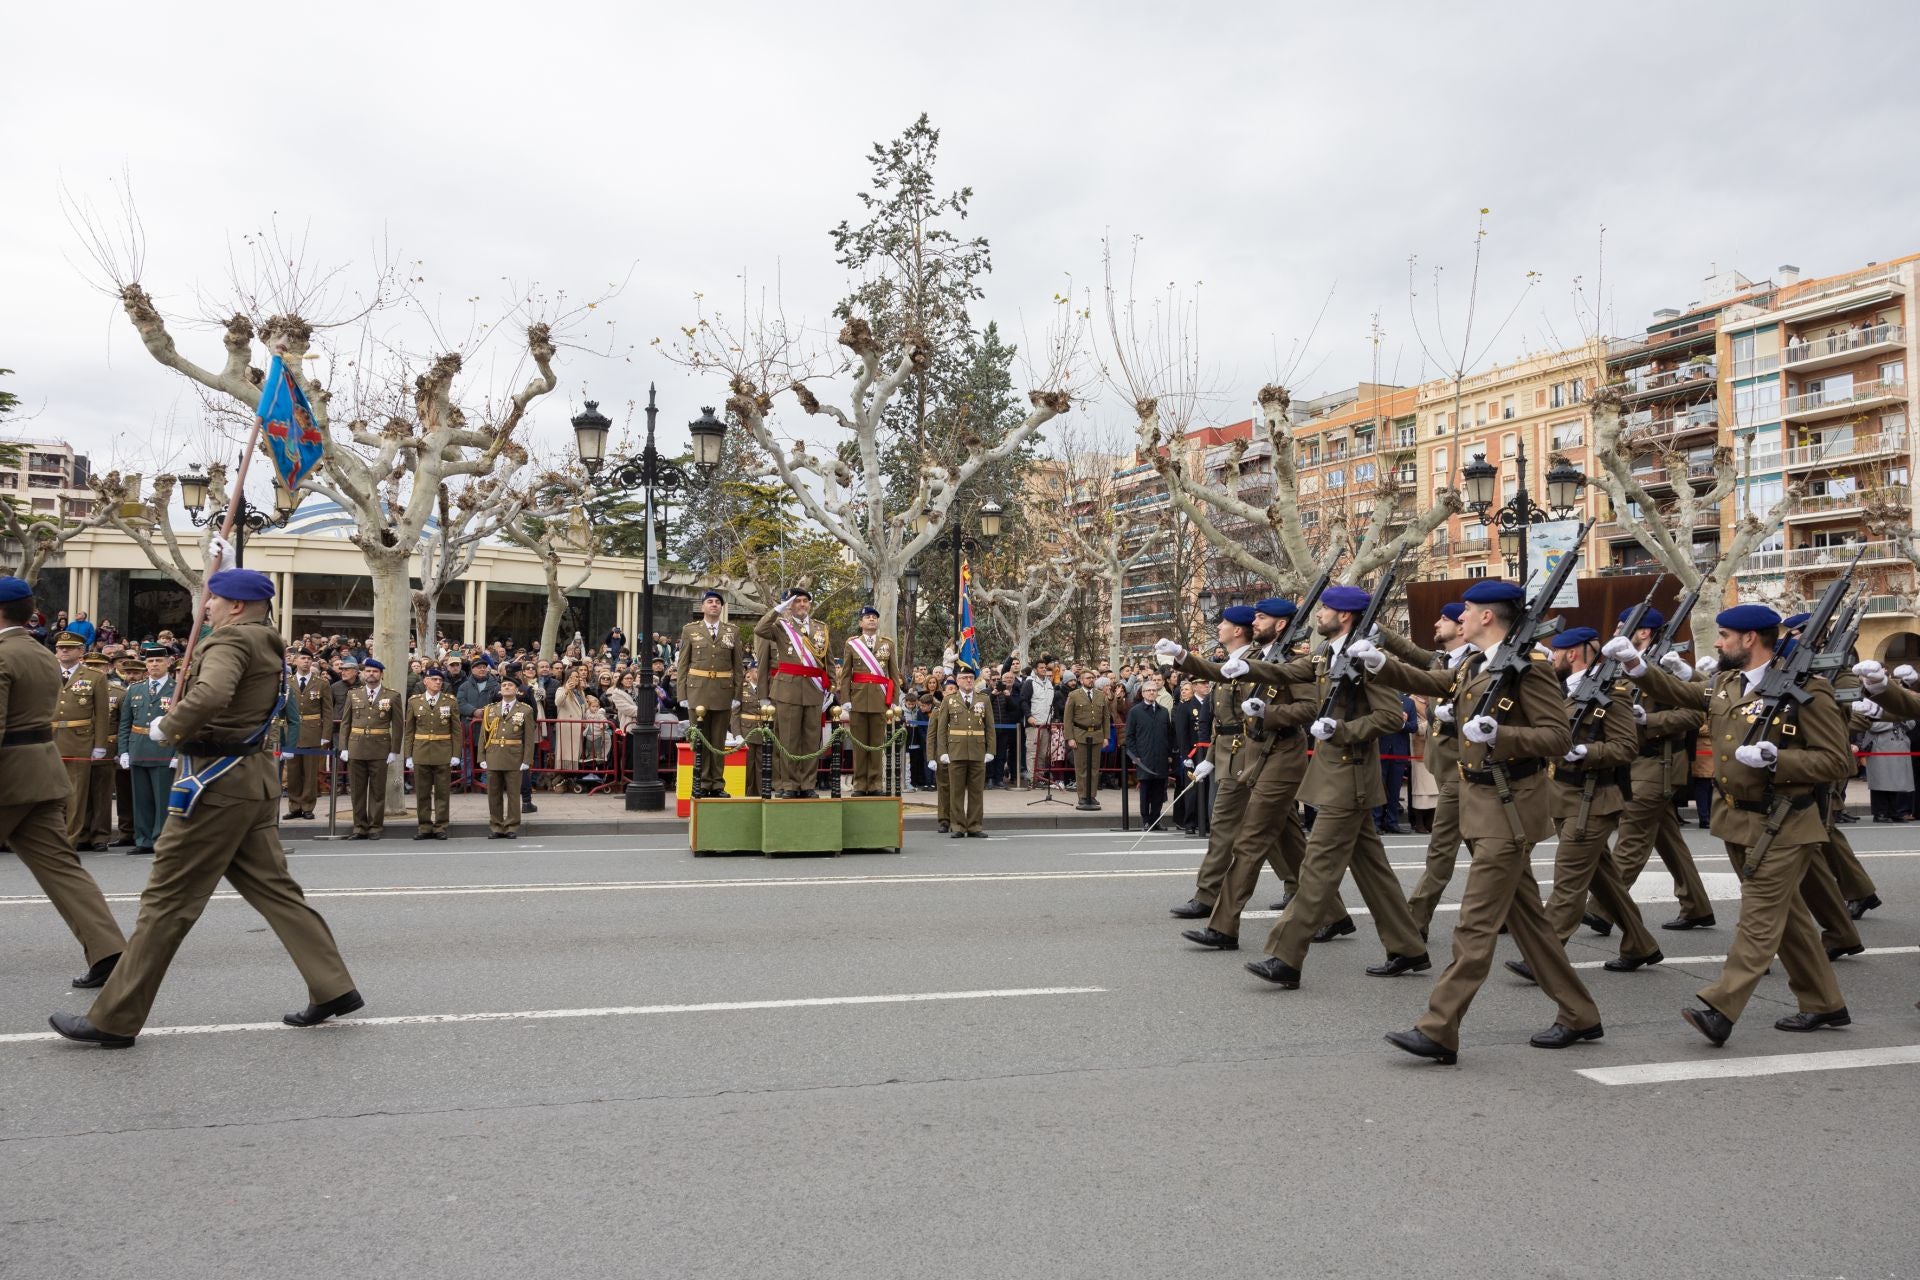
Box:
[1460,442,1587,585]
[178,464,302,565]
[911,501,1003,658]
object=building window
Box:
[1534,389,1546,410]
[1475,402,1489,426]
[1327,469,1345,489]
[1301,475,1319,495]
[1396,419,1416,448]
[1550,420,1584,451]
[1301,510,1319,530]
[1432,446,1448,478]
[1881,360,1905,385]
[1550,383,1566,408]
[1734,380,1780,427]
[1462,523,1488,544]
[1396,462,1416,484]
[1571,378,1586,403]
[27,474,63,489]
[1501,433,1517,458]
[1501,395,1516,420]
[0,474,16,489]
[1355,461,1375,483]
[1465,564,1489,579]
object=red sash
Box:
[850,671,895,703]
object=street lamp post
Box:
[575,387,726,811]
[178,464,302,565]
[1460,441,1587,588]
[911,501,1002,663]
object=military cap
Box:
[859,605,881,618]
[1254,597,1296,619]
[1321,585,1371,612]
[1439,602,1465,622]
[702,589,725,602]
[0,576,31,603]
[206,567,275,601]
[424,666,447,679]
[1781,611,1811,630]
[81,653,110,668]
[1549,626,1599,649]
[784,586,812,601]
[141,642,171,658]
[53,631,85,648]
[361,657,386,672]
[1717,604,1781,631]
[1626,606,1665,630]
[1221,604,1257,626]
[955,661,977,675]
[1461,580,1524,604]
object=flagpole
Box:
[175,414,267,694]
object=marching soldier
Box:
[674,589,746,798]
[1357,579,1602,1064]
[1231,585,1429,986]
[110,655,143,847]
[284,650,329,819]
[53,631,110,851]
[1063,668,1108,810]
[1373,604,1474,933]
[52,568,362,1049]
[1785,610,1883,922]
[117,643,178,856]
[930,663,992,837]
[753,588,833,799]
[0,578,126,988]
[479,674,536,837]
[404,666,460,839]
[1608,604,1853,1045]
[339,656,402,839]
[837,605,901,795]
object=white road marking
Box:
[0,986,1107,1045]
[1567,945,1918,970]
[1579,1044,1920,1087]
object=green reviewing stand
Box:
[688,796,903,857]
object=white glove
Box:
[1347,638,1386,673]
[1434,702,1455,724]
[320,738,330,748]
[205,533,236,568]
[1734,741,1778,770]
[1192,759,1214,781]
[1658,652,1694,680]
[984,752,994,763]
[1696,656,1718,676]
[520,762,531,771]
[1240,696,1267,719]
[1309,717,1337,741]
[1630,703,1647,725]
[926,757,937,772]
[405,757,414,770]
[731,699,741,710]
[1855,697,1883,719]
[387,752,400,765]
[1219,656,1249,679]
[723,736,743,751]
[775,596,795,614]
[90,746,107,761]
[1154,638,1185,661]
[1563,744,1588,763]
[1853,660,1889,693]
[147,716,169,744]
[940,753,951,765]
[1897,664,1920,688]
[1601,636,1645,675]
[117,752,131,769]
[1463,715,1498,744]
[450,757,461,766]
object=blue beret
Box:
[1550,626,1599,649]
[361,658,385,672]
[1321,585,1371,613]
[1462,580,1524,605]
[702,589,725,602]
[424,667,447,679]
[1439,602,1465,622]
[0,576,31,603]
[1782,612,1811,629]
[860,606,881,618]
[205,568,275,601]
[1717,604,1781,631]
[1255,597,1296,619]
[1221,605,1258,626]
[1624,607,1665,630]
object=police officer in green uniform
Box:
[117,642,177,856]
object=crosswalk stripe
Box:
[1579,1044,1920,1086]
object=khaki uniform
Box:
[403,691,460,835]
[88,620,355,1037]
[339,682,403,835]
[675,618,746,796]
[1375,632,1474,931]
[1063,685,1109,804]
[930,689,990,833]
[752,606,833,796]
[739,676,773,797]
[1373,649,1598,1051]
[1593,675,1713,926]
[1243,642,1426,970]
[0,628,126,968]
[118,674,177,850]
[836,632,902,795]
[1542,672,1659,961]
[479,698,537,832]
[1635,663,1853,1023]
[284,670,330,817]
[55,659,111,847]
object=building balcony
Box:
[1731,353,1783,379]
[1783,324,1906,373]
[1782,429,1907,471]
[1781,377,1906,422]
[1784,485,1910,523]
[1600,509,1721,541]
[1617,363,1718,402]
[1735,539,1906,576]
[1627,457,1719,490]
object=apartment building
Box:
[0,439,96,518]
[1289,383,1421,565]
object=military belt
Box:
[1460,758,1543,785]
[351,726,392,734]
[1214,721,1244,735]
[412,733,452,742]
[947,729,986,737]
[55,718,91,729]
[1551,765,1615,787]
[131,725,151,735]
[688,668,733,679]
[1638,734,1694,759]
[1717,786,1815,815]
[0,728,53,746]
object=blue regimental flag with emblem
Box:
[256,354,324,491]
[957,560,981,673]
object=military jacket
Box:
[119,676,178,766]
[290,671,330,748]
[1548,670,1637,821]
[930,690,991,763]
[1062,686,1109,745]
[752,607,833,708]
[478,698,536,770]
[340,684,403,760]
[404,692,462,765]
[675,618,746,713]
[1638,664,1852,847]
[836,632,902,712]
[1177,644,1314,785]
[1243,641,1407,811]
[165,620,289,801]
[1628,669,1705,795]
[54,662,110,761]
[0,627,74,804]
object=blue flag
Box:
[956,560,981,673]
[256,354,324,491]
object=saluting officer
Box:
[1063,668,1108,810]
[754,588,833,799]
[0,578,126,988]
[1611,604,1854,1045]
[53,632,110,850]
[930,663,992,837]
[339,656,402,839]
[675,589,746,798]
[284,651,330,819]
[52,568,362,1049]
[837,605,902,796]
[117,642,178,857]
[479,674,536,837]
[404,666,461,839]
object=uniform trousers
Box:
[692,707,732,793]
[945,760,984,833]
[347,757,388,834]
[1601,775,1712,921]
[414,764,451,833]
[1263,805,1423,968]
[88,760,115,845]
[63,759,93,844]
[1701,842,1845,1022]
[1,799,124,965]
[1544,810,1658,959]
[935,759,951,823]
[1205,801,1343,939]
[1799,851,1863,951]
[1416,835,1600,1052]
[1822,822,1877,900]
[771,701,820,794]
[1073,742,1099,803]
[129,764,172,849]
[284,750,320,815]
[847,709,889,793]
[486,768,523,831]
[88,790,354,1037]
[1407,778,1463,931]
[116,767,135,841]
[1190,753,1249,906]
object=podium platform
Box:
[688,795,903,856]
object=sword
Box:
[1118,769,1208,853]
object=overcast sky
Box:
[6,0,1919,497]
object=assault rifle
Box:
[1642,580,1701,668]
[1275,553,1342,658]
[1315,546,1408,724]
[1568,572,1662,740]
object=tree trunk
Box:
[1106,565,1125,671]
[874,564,901,646]
[539,558,568,659]
[367,552,412,811]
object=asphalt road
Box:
[3,818,1917,1279]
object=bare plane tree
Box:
[983,558,1082,668]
